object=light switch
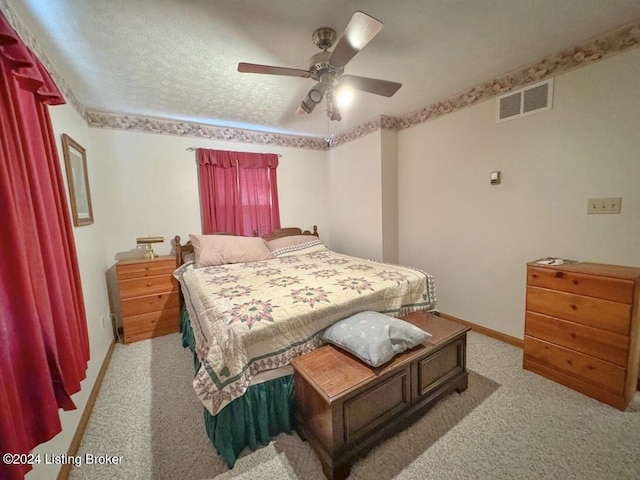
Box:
[490,171,501,185]
[587,197,622,214]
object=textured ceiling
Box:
[6,0,640,137]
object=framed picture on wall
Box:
[62,134,94,226]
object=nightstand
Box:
[115,255,180,343]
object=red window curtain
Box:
[197,148,281,236]
[0,14,90,480]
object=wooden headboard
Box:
[173,225,319,267]
[261,225,318,242]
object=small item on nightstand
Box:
[535,257,577,266]
[136,236,164,259]
[536,257,564,266]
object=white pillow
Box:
[189,234,271,267]
[268,237,326,257]
[323,311,430,367]
[265,235,318,251]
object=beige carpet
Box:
[69,331,640,480]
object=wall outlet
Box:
[587,197,621,214]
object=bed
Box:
[173,227,437,468]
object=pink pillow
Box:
[189,234,271,267]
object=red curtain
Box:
[197,148,281,236]
[0,13,90,480]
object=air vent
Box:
[497,78,553,122]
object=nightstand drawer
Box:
[524,336,625,395]
[524,312,629,366]
[116,257,176,280]
[122,307,180,343]
[118,275,177,299]
[526,286,631,335]
[121,291,179,317]
[527,266,634,303]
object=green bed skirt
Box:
[180,308,295,468]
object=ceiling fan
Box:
[237,11,402,121]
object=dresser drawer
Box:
[117,257,176,280]
[524,336,625,395]
[527,266,634,303]
[118,275,177,299]
[525,312,629,366]
[121,291,180,318]
[122,307,180,343]
[526,286,631,335]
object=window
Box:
[197,149,280,236]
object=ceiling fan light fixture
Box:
[237,11,397,122]
[298,87,324,114]
[336,87,354,107]
[309,88,323,104]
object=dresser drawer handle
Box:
[572,279,579,285]
[555,272,564,278]
[569,304,577,310]
[147,282,152,287]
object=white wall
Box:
[27,104,114,480]
[86,128,330,262]
[398,47,640,339]
[329,131,384,260]
[381,129,399,264]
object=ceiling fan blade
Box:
[328,11,383,68]
[238,62,311,78]
[339,75,402,97]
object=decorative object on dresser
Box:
[115,255,180,344]
[524,259,640,410]
[136,236,165,259]
[291,311,469,480]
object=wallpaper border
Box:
[85,111,330,151]
[2,1,639,151]
[396,20,640,130]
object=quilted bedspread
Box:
[174,245,436,415]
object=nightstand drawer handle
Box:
[555,272,564,278]
[569,303,577,310]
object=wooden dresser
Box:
[116,255,180,344]
[291,312,469,480]
[524,260,640,410]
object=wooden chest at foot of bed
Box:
[116,255,180,343]
[291,312,469,480]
